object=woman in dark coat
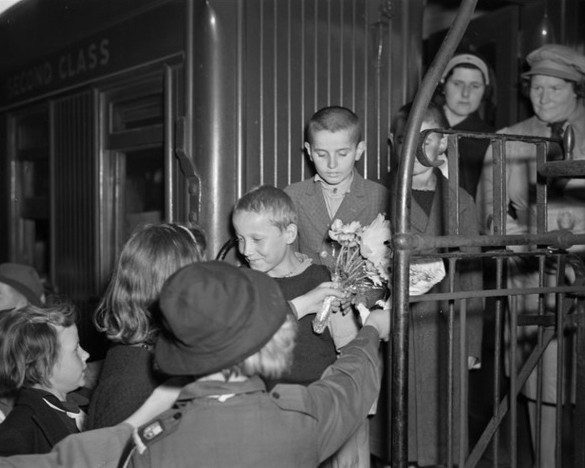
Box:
[433,52,495,200]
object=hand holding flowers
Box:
[312,214,391,333]
[312,214,447,334]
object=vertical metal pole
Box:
[390,1,478,466]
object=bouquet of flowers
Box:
[312,214,392,334]
[312,214,447,334]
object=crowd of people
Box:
[0,42,583,467]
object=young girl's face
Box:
[48,324,89,400]
[232,210,297,277]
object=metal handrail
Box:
[390,1,479,466]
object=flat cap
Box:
[523,44,585,82]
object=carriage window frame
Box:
[8,105,51,278]
[99,72,168,269]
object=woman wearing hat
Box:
[433,52,495,199]
[481,43,585,467]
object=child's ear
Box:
[304,142,313,161]
[355,141,366,161]
[284,223,298,244]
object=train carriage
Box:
[2,0,585,466]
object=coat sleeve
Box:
[0,424,134,468]
[306,326,382,463]
[458,191,484,361]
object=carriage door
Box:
[7,106,50,278]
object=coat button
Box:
[320,250,328,258]
[272,392,280,399]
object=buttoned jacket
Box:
[127,327,382,468]
[0,388,78,456]
[285,171,390,269]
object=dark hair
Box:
[391,101,448,134]
[233,185,297,231]
[306,106,362,145]
[433,53,496,125]
[94,223,207,345]
[0,303,77,392]
[389,101,448,170]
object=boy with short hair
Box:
[233,184,373,467]
[232,185,340,387]
[284,106,390,270]
[284,107,388,467]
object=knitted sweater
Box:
[270,264,337,387]
[86,344,165,429]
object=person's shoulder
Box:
[306,263,331,280]
[0,402,36,452]
[353,174,389,195]
[498,116,542,136]
[267,384,313,413]
[284,178,313,195]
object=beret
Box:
[0,263,43,306]
[523,44,585,82]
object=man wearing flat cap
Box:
[480,43,585,468]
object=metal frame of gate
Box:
[389,0,585,467]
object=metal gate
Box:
[389,1,585,467]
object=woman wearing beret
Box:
[481,43,585,467]
[433,52,495,199]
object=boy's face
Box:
[0,282,28,310]
[305,129,365,186]
[232,210,297,277]
[48,324,89,399]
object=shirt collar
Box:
[178,375,267,401]
[314,169,355,194]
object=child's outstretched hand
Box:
[290,282,345,320]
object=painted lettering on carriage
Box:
[58,39,110,80]
[6,38,110,99]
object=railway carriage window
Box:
[122,148,164,238]
[112,94,163,131]
[102,74,167,258]
[12,108,50,277]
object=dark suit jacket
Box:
[0,387,79,456]
[284,171,390,269]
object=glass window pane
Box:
[123,147,164,239]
